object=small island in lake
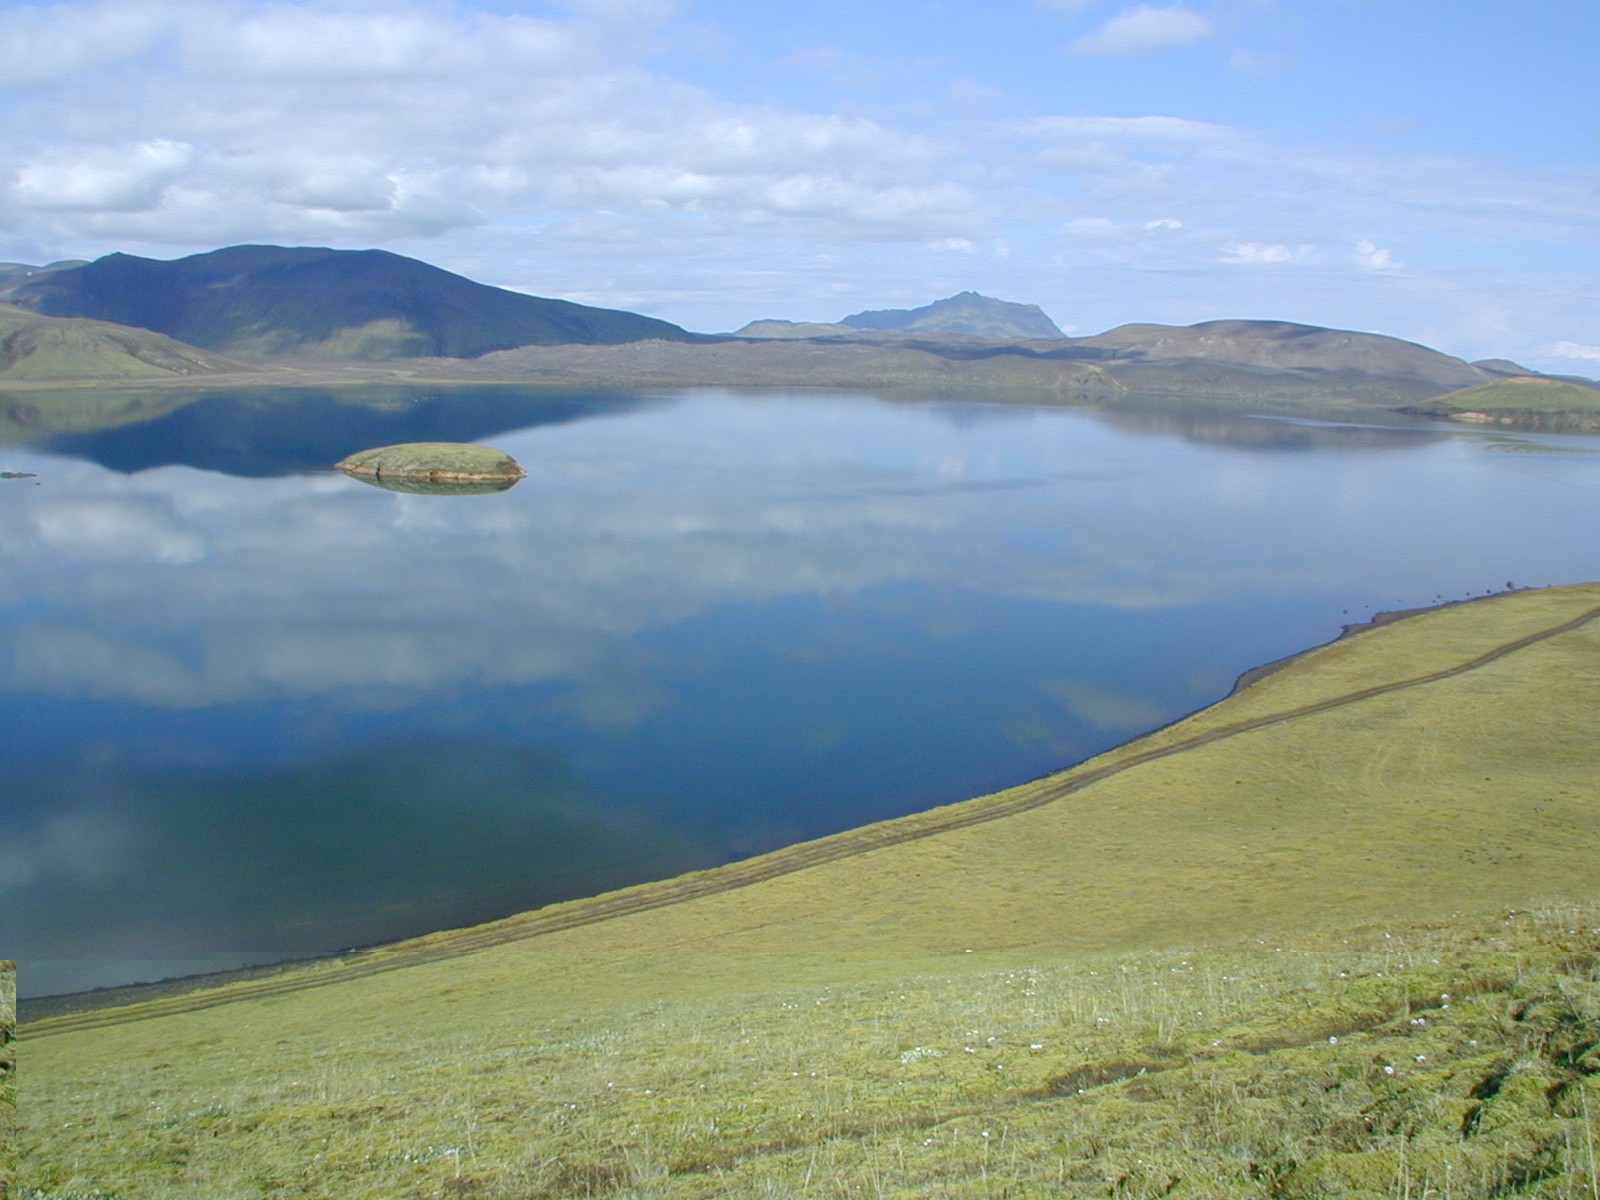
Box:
[335,441,527,492]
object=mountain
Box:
[3,245,697,361]
[0,303,255,382]
[840,291,1065,338]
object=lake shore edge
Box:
[23,580,1591,1030]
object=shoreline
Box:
[21,583,1561,1026]
[1227,585,1532,695]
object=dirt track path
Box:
[31,598,1600,1038]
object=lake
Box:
[4,386,1598,999]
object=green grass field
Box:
[16,584,1600,1198]
[1428,378,1600,425]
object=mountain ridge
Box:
[5,247,1594,414]
[3,244,698,361]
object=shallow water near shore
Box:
[4,387,1598,998]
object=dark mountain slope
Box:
[7,245,697,360]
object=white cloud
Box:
[9,140,194,212]
[1352,239,1401,270]
[0,0,1595,358]
[1068,5,1215,56]
[1221,241,1321,265]
[0,0,986,251]
[0,0,172,88]
[1548,340,1600,362]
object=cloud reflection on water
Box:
[1,396,1465,713]
[5,390,1597,996]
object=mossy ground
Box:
[335,441,526,482]
[18,917,1600,1199]
[16,584,1600,1198]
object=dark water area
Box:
[39,384,659,476]
[4,387,1598,999]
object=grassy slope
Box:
[0,304,254,382]
[1426,378,1600,427]
[18,584,1600,1198]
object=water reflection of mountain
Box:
[38,386,659,476]
[1093,402,1447,453]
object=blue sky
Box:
[1,0,1596,369]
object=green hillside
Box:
[5,245,698,361]
[1423,376,1600,428]
[0,304,254,382]
[18,583,1600,1198]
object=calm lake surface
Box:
[5,387,1598,998]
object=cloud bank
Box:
[0,0,1596,368]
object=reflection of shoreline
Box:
[1092,403,1446,453]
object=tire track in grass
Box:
[29,598,1600,1038]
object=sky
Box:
[0,0,1596,370]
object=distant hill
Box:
[0,259,88,286]
[1065,318,1492,398]
[1416,375,1600,430]
[840,291,1065,338]
[1471,357,1541,377]
[4,245,698,361]
[731,319,857,339]
[0,303,255,382]
[446,316,1517,408]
